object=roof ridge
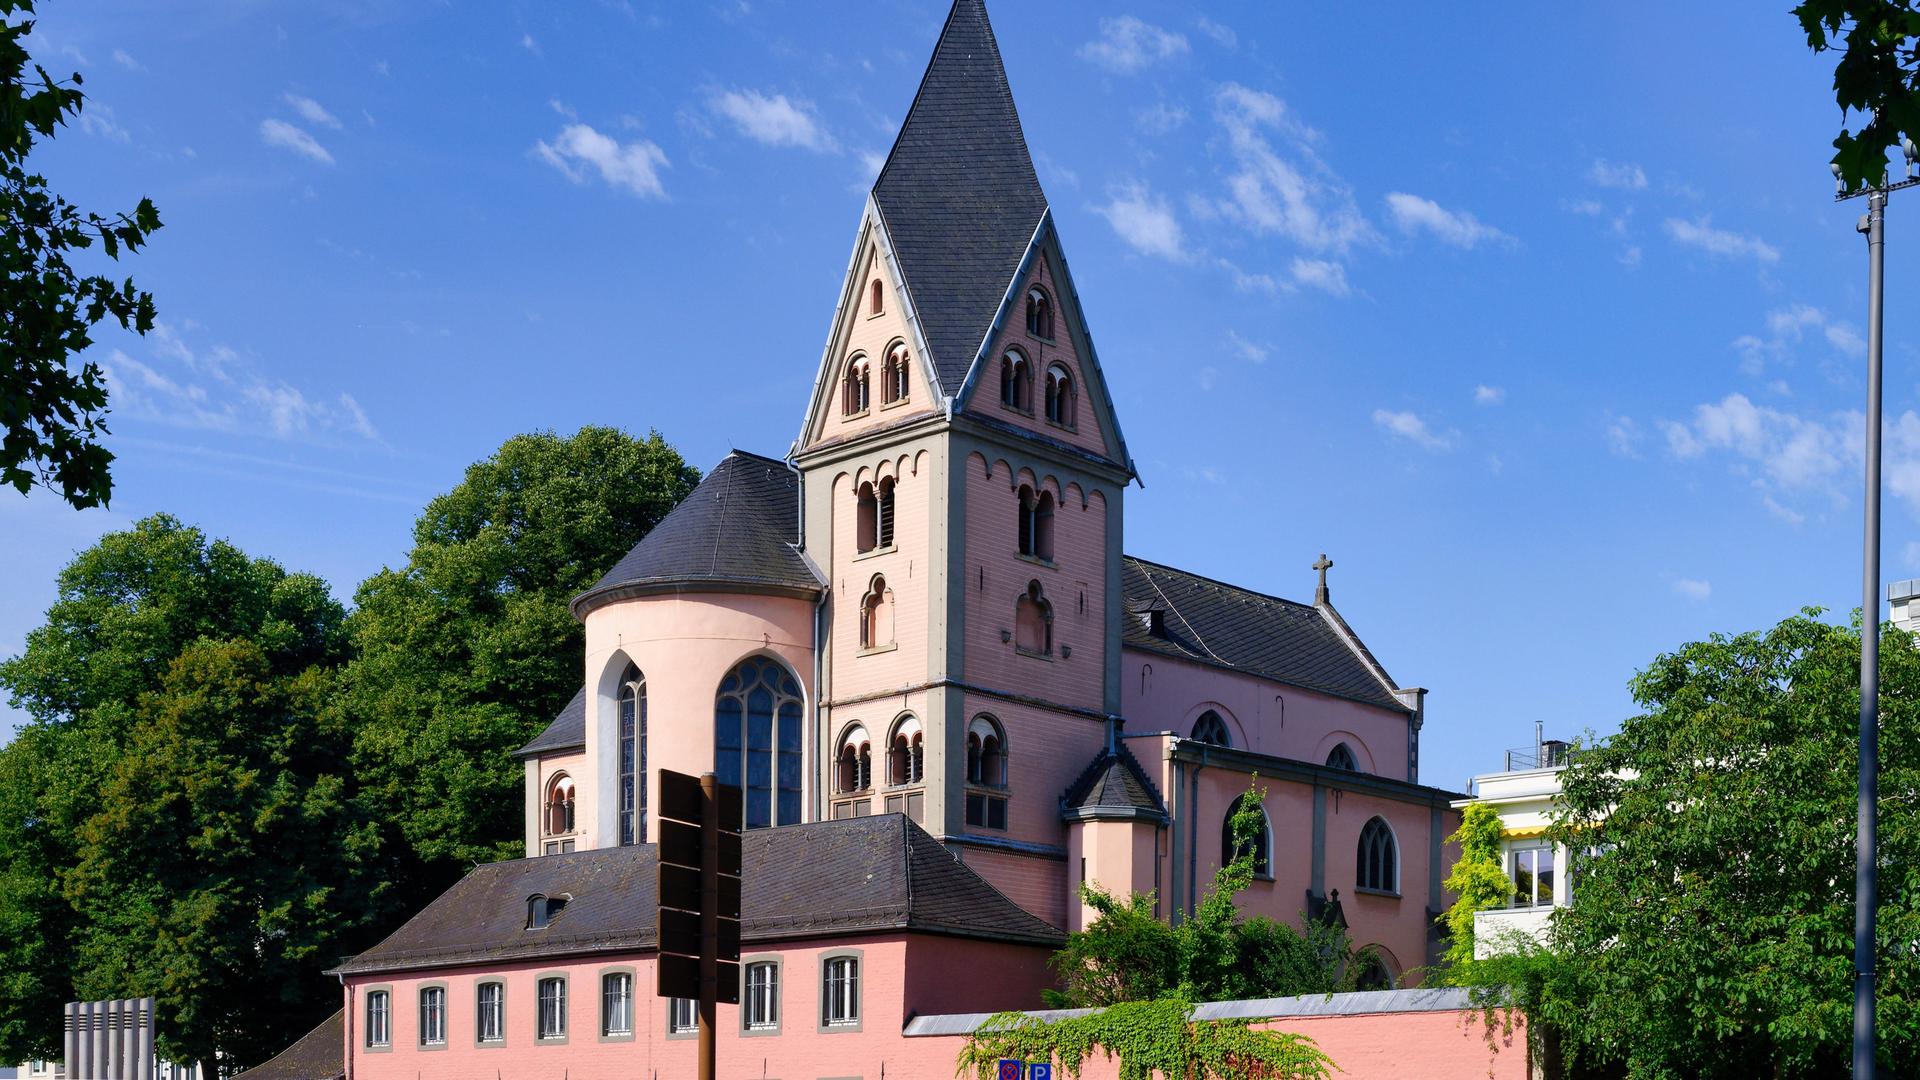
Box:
[1123,553,1317,613]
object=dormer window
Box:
[1025,287,1053,339]
[842,356,871,416]
[527,893,568,929]
[1044,364,1074,427]
[999,349,1032,412]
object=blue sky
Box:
[1,0,1913,792]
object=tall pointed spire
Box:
[873,0,1048,399]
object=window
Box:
[887,715,924,785]
[883,343,910,404]
[861,575,893,650]
[537,977,568,1040]
[744,962,780,1031]
[544,774,575,837]
[856,481,878,552]
[1354,954,1396,990]
[877,477,895,548]
[999,350,1032,411]
[527,893,567,929]
[1014,580,1053,655]
[965,789,1009,830]
[1025,286,1053,338]
[365,990,391,1048]
[1016,485,1054,561]
[1044,364,1074,426]
[668,997,698,1035]
[822,955,860,1029]
[835,724,872,794]
[601,972,633,1037]
[477,982,504,1044]
[965,716,1006,786]
[1357,817,1399,894]
[715,657,805,830]
[1326,743,1359,771]
[1191,711,1230,746]
[870,279,883,315]
[842,356,871,415]
[1222,794,1271,877]
[619,665,647,845]
[1510,845,1556,908]
[419,986,446,1046]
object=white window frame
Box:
[417,984,447,1048]
[536,974,569,1043]
[600,969,635,1040]
[1509,843,1558,909]
[667,995,699,1039]
[475,981,505,1046]
[364,988,392,1050]
[819,951,862,1032]
[741,957,782,1035]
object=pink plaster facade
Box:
[964,251,1113,459]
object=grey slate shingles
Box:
[231,1010,343,1080]
[873,0,1048,398]
[1061,743,1166,817]
[1122,556,1405,713]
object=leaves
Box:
[1438,801,1513,976]
[957,998,1333,1080]
[1792,0,1920,190]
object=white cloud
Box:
[1210,83,1374,255]
[859,150,887,181]
[1732,304,1865,375]
[79,105,129,143]
[1605,414,1643,458]
[1372,408,1458,451]
[1664,216,1780,265]
[1079,16,1189,74]
[534,123,670,198]
[1384,192,1515,249]
[1564,198,1604,216]
[1659,393,1852,494]
[111,48,141,70]
[1216,259,1280,294]
[1672,578,1712,602]
[1474,384,1506,405]
[1194,16,1237,48]
[101,324,381,444]
[283,93,341,129]
[1289,257,1349,296]
[1762,494,1806,525]
[1095,182,1185,260]
[520,32,541,54]
[259,119,333,164]
[1588,158,1648,190]
[1618,244,1643,267]
[1136,102,1188,135]
[1224,330,1269,364]
[709,88,834,152]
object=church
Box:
[267,3,1466,1077]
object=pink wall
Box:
[965,249,1112,459]
[1066,819,1161,931]
[825,451,933,697]
[808,242,941,447]
[903,937,1058,1017]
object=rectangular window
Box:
[538,977,568,1039]
[601,972,633,1036]
[822,956,860,1028]
[365,990,390,1048]
[1510,846,1556,908]
[418,986,446,1046]
[476,983,504,1043]
[965,791,1008,830]
[744,962,779,1031]
[669,997,698,1035]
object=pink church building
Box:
[245,4,1469,1078]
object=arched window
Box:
[999,350,1032,411]
[842,356,871,415]
[1016,485,1054,560]
[544,774,576,836]
[1357,817,1399,894]
[1025,286,1053,338]
[527,893,567,929]
[1354,953,1396,991]
[877,477,895,549]
[856,481,878,553]
[1191,711,1231,746]
[1015,580,1053,655]
[715,656,805,830]
[1326,743,1359,771]
[1222,793,1271,877]
[1044,364,1074,426]
[861,575,893,650]
[870,279,884,315]
[887,715,924,786]
[964,715,1008,829]
[835,725,872,794]
[883,344,910,404]
[618,664,646,845]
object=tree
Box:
[1437,801,1512,978]
[343,427,698,880]
[1516,611,1920,1076]
[1,0,162,510]
[1794,0,1920,189]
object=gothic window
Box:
[836,725,872,793]
[964,715,1008,830]
[619,664,646,845]
[861,575,893,650]
[842,356,871,415]
[1191,711,1230,746]
[1025,286,1053,338]
[999,350,1032,411]
[1357,817,1399,894]
[544,774,575,836]
[870,279,884,315]
[1014,580,1053,655]
[1354,954,1396,990]
[1326,742,1359,772]
[1016,485,1055,561]
[715,656,805,830]
[1044,364,1074,427]
[1222,793,1271,877]
[887,715,924,786]
[883,344,910,404]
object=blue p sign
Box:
[997,1061,1020,1080]
[1029,1064,1053,1080]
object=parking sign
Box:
[1029,1064,1053,1080]
[997,1060,1020,1080]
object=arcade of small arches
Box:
[998,347,1076,429]
[840,341,913,418]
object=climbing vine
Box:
[955,998,1333,1080]
[1437,801,1513,979]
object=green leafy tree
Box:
[1437,801,1512,978]
[1794,0,1920,189]
[343,427,698,880]
[1,0,162,509]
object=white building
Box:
[1450,732,1576,958]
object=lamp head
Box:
[1835,160,1848,195]
[1906,138,1919,180]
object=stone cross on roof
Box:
[1313,553,1333,605]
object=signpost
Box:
[996,1061,1051,1080]
[656,769,743,1080]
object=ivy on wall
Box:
[955,997,1333,1080]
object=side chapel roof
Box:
[515,685,585,758]
[230,1009,344,1080]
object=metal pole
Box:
[1855,185,1887,1080]
[699,772,718,1080]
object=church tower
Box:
[794,0,1136,925]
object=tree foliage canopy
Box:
[1794,0,1920,189]
[0,0,162,509]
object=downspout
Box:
[1187,744,1206,920]
[338,973,352,1080]
[1168,756,1183,921]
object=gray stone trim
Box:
[595,966,638,1043]
[1060,804,1166,825]
[664,995,699,1041]
[361,984,393,1053]
[414,981,449,1051]
[572,578,821,619]
[533,971,570,1045]
[1165,741,1464,806]
[816,948,865,1034]
[473,979,507,1049]
[902,988,1489,1036]
[828,677,1112,723]
[1310,783,1327,898]
[740,955,784,1038]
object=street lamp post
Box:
[1837,137,1920,1080]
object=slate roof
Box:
[515,685,585,758]
[573,451,820,616]
[330,815,1061,976]
[874,0,1048,398]
[1061,743,1166,818]
[231,1010,343,1080]
[1121,556,1407,713]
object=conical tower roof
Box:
[873,0,1048,398]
